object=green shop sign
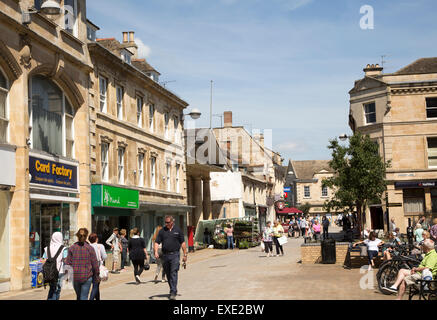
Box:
[92,185,139,209]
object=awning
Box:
[275,207,303,215]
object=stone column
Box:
[193,176,202,227]
[202,177,212,220]
[187,176,194,226]
[424,188,432,216]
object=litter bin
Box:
[321,239,336,264]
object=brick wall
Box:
[301,242,349,265]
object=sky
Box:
[87,0,437,163]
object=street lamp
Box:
[22,0,62,24]
[186,108,201,120]
[339,134,348,141]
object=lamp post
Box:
[22,0,62,24]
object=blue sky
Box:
[87,0,437,162]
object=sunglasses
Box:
[165,221,172,224]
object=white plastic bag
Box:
[260,242,265,252]
[278,236,288,246]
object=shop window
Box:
[0,192,10,279]
[99,76,107,113]
[149,104,154,132]
[101,142,109,182]
[137,97,143,127]
[150,156,156,189]
[427,137,437,168]
[364,102,376,124]
[116,85,124,121]
[403,188,425,214]
[64,0,78,37]
[426,97,437,118]
[29,75,76,157]
[0,70,8,144]
[138,153,144,187]
[118,147,125,184]
[431,189,437,213]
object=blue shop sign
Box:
[284,187,292,192]
[29,156,78,191]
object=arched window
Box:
[29,75,75,158]
[0,70,8,143]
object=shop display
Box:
[30,260,44,288]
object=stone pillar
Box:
[424,188,432,216]
[187,176,194,226]
[193,176,202,227]
[202,177,212,220]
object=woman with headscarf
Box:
[43,232,68,300]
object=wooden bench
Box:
[408,279,437,300]
[343,245,383,269]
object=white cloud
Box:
[277,0,313,11]
[276,141,307,152]
[135,38,151,58]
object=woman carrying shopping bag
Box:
[272,221,285,256]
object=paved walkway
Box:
[0,236,394,300]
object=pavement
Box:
[0,233,395,300]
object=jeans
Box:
[227,236,234,249]
[162,253,180,295]
[203,234,211,245]
[264,241,273,254]
[323,228,329,240]
[73,277,93,300]
[301,228,306,237]
[89,279,100,300]
[47,275,63,300]
[121,249,128,269]
[272,237,284,255]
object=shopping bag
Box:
[260,242,265,252]
[144,259,150,271]
[278,236,288,246]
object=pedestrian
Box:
[105,228,121,274]
[312,219,321,241]
[203,227,212,246]
[383,231,401,261]
[119,229,129,272]
[88,233,107,300]
[128,227,149,285]
[353,231,384,271]
[65,228,100,300]
[262,221,274,257]
[300,218,307,238]
[272,221,285,256]
[154,216,188,300]
[389,218,396,232]
[414,223,424,244]
[419,215,430,231]
[42,231,68,300]
[430,218,437,242]
[322,216,330,240]
[224,223,234,249]
[152,226,166,283]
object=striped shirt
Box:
[65,242,100,283]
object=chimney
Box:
[363,63,383,77]
[224,111,232,128]
[121,31,138,59]
[253,133,264,148]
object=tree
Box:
[322,133,390,235]
[298,202,312,217]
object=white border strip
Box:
[30,193,80,203]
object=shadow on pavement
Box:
[148,293,171,300]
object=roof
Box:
[394,57,437,75]
[291,160,332,180]
[132,59,160,75]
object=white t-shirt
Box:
[364,239,382,251]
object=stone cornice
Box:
[390,86,437,95]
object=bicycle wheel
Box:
[378,263,399,295]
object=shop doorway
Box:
[370,207,384,230]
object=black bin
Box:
[321,239,336,264]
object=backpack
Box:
[42,245,64,287]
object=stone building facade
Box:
[349,59,437,233]
[0,0,92,291]
[88,33,190,251]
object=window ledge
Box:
[35,12,58,29]
[60,29,84,47]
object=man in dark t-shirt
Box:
[154,216,187,300]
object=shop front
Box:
[91,184,139,248]
[28,153,79,261]
[244,202,257,218]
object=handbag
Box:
[96,246,108,281]
[260,241,265,252]
[278,235,288,246]
[144,259,150,271]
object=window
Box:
[164,112,169,139]
[29,75,76,157]
[426,98,437,118]
[121,50,132,64]
[427,137,437,168]
[87,24,97,42]
[118,148,125,184]
[403,189,424,214]
[174,116,179,143]
[364,102,376,124]
[0,70,8,143]
[149,104,155,132]
[176,164,180,193]
[64,0,78,36]
[166,163,171,191]
[116,85,123,120]
[101,143,109,182]
[322,186,328,197]
[99,76,107,113]
[304,186,310,198]
[150,157,156,189]
[138,153,144,187]
[137,97,143,127]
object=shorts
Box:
[112,250,120,263]
[405,272,421,288]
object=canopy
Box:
[275,207,303,215]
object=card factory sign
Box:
[29,156,78,191]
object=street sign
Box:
[284,187,291,192]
